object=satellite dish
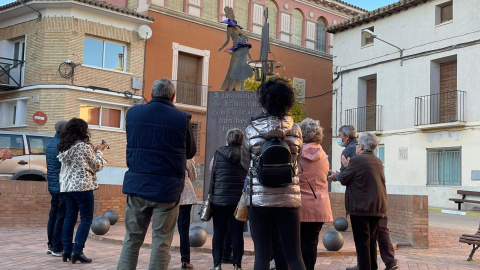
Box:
[138,25,153,40]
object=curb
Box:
[428,207,480,217]
[89,233,397,257]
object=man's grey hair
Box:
[55,120,68,134]
[300,118,323,144]
[152,78,175,99]
[338,125,357,139]
[226,128,243,147]
[358,132,379,152]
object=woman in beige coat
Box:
[298,118,333,270]
[178,158,197,269]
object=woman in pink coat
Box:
[298,118,333,270]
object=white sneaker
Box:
[46,245,52,255]
[51,251,62,257]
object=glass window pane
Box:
[0,134,24,156]
[83,38,104,68]
[104,42,125,70]
[101,108,121,128]
[27,136,52,155]
[79,105,100,125]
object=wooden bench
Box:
[449,190,480,210]
[459,223,480,261]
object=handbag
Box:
[234,192,248,222]
[199,194,212,221]
[199,153,217,222]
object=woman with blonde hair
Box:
[298,118,333,270]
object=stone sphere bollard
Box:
[333,217,349,231]
[91,216,111,235]
[189,226,207,247]
[322,230,344,251]
[103,210,119,225]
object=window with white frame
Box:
[252,3,264,34]
[306,21,316,50]
[79,101,127,130]
[436,1,453,25]
[374,145,385,167]
[280,12,291,43]
[427,147,461,186]
[0,98,27,127]
[83,38,127,71]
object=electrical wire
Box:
[332,38,480,83]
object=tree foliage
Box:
[243,74,307,123]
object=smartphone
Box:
[101,140,110,149]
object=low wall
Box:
[329,192,429,248]
[0,181,428,248]
[0,181,127,227]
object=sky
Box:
[342,0,400,11]
[0,0,400,10]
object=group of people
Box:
[43,76,398,270]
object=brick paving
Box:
[1,213,480,269]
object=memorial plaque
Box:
[203,91,263,199]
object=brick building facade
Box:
[0,0,153,183]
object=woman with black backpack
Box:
[242,77,305,270]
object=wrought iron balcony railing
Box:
[414,90,465,126]
[172,80,210,107]
[0,57,25,90]
[345,105,383,132]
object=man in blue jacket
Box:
[118,78,196,270]
[46,120,68,257]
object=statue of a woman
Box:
[219,7,247,91]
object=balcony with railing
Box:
[344,105,383,132]
[414,90,465,127]
[172,80,210,107]
[0,57,25,90]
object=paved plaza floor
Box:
[0,211,479,269]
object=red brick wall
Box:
[329,192,429,248]
[0,181,127,227]
[0,181,429,248]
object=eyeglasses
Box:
[355,143,362,147]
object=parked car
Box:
[0,131,54,181]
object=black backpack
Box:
[256,137,294,187]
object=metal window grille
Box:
[191,121,201,156]
[316,20,326,52]
[427,148,461,186]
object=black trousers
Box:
[300,222,324,270]
[350,215,381,270]
[212,204,245,267]
[378,216,396,269]
[248,207,306,270]
[177,205,192,264]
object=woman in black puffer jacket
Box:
[210,128,247,270]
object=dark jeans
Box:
[378,216,397,269]
[300,222,324,270]
[47,192,66,253]
[212,204,245,267]
[178,204,192,264]
[62,191,94,254]
[350,215,381,270]
[248,207,306,270]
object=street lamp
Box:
[362,29,403,65]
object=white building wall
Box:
[329,0,480,209]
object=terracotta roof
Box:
[326,0,428,33]
[0,0,154,21]
[330,0,367,12]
